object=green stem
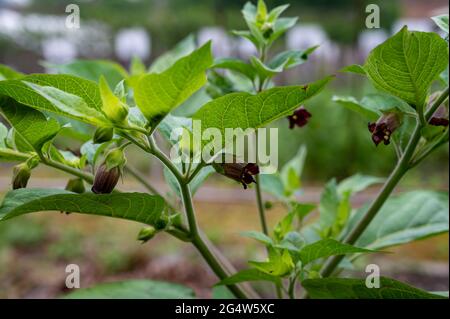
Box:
[318,88,449,280]
[146,137,255,299]
[186,162,205,184]
[124,165,178,213]
[41,158,94,183]
[319,119,423,278]
[255,175,269,235]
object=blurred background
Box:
[0,0,448,298]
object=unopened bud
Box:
[261,22,274,38]
[65,178,85,194]
[12,162,31,190]
[93,127,114,144]
[91,164,120,194]
[99,76,129,124]
[137,226,157,243]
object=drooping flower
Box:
[91,164,120,194]
[217,162,260,189]
[91,147,126,194]
[288,106,312,129]
[12,162,31,190]
[368,112,401,146]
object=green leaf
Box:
[249,249,294,276]
[280,145,306,196]
[260,173,285,199]
[212,58,256,80]
[194,76,333,145]
[64,279,195,299]
[0,65,23,80]
[0,188,166,228]
[0,97,60,152]
[361,93,413,114]
[212,286,236,299]
[432,14,449,34]
[318,179,340,229]
[275,231,305,252]
[291,202,316,220]
[0,122,8,148]
[0,74,106,125]
[299,239,375,266]
[364,27,449,107]
[216,268,280,286]
[332,95,379,120]
[268,47,319,71]
[339,64,367,75]
[268,4,290,23]
[241,230,274,245]
[337,174,384,196]
[149,34,197,73]
[134,42,213,126]
[302,276,447,299]
[268,17,298,44]
[43,60,128,88]
[158,114,193,144]
[274,212,296,241]
[348,191,449,250]
[163,165,214,198]
[0,122,31,162]
[333,93,413,120]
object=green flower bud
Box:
[137,226,157,243]
[93,127,114,144]
[12,162,31,190]
[99,76,129,124]
[65,178,86,194]
[261,22,274,38]
[264,201,273,210]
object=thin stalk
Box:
[319,119,422,278]
[124,165,178,212]
[41,157,94,183]
[318,88,449,279]
[255,175,269,235]
[146,136,255,299]
[186,162,205,184]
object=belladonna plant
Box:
[0,1,448,299]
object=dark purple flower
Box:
[368,113,401,146]
[91,164,120,194]
[222,162,260,189]
[288,106,311,129]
